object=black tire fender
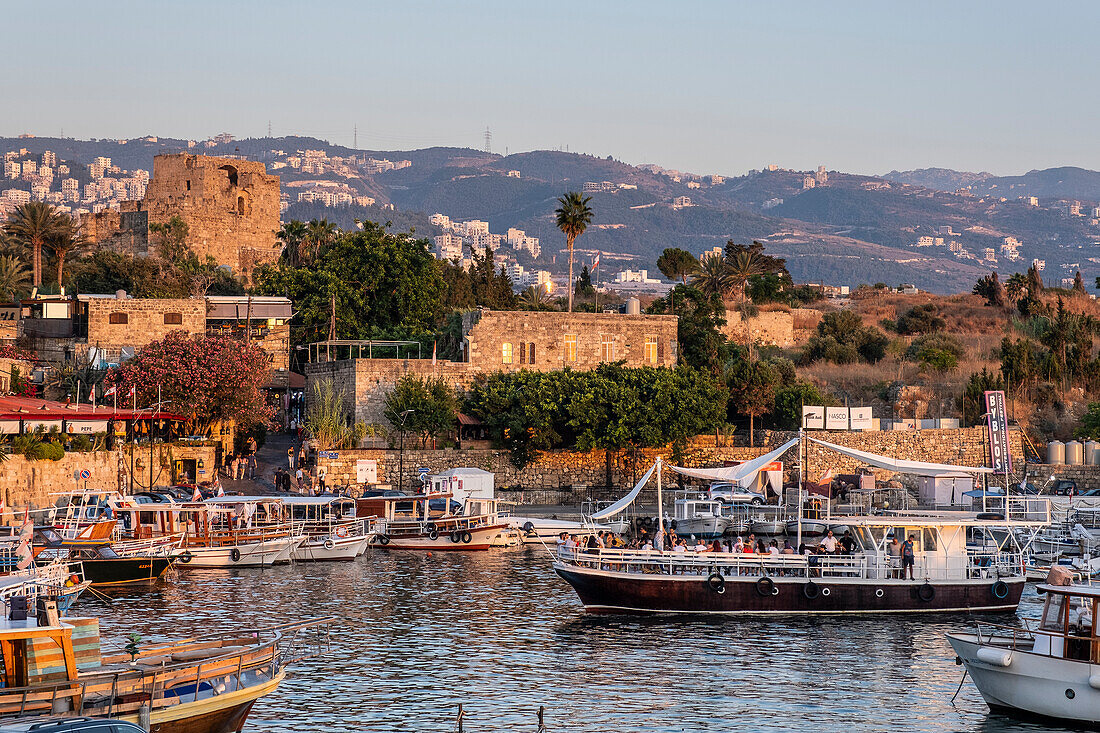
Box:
[377,534,390,546]
[756,576,775,597]
[230,548,241,563]
[449,531,462,543]
[178,550,193,564]
[803,581,820,600]
[707,572,725,594]
[461,531,472,544]
[991,580,1009,600]
[918,583,935,602]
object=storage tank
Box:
[626,297,641,315]
[1066,440,1084,466]
[1086,440,1100,466]
[1047,440,1066,465]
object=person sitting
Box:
[711,539,724,553]
[733,536,745,553]
[781,540,795,555]
[693,540,709,552]
[673,539,688,552]
[742,540,755,554]
[768,540,781,558]
[756,540,768,554]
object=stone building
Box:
[80,202,149,256]
[83,295,206,358]
[305,309,680,426]
[143,154,281,275]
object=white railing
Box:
[556,546,1023,582]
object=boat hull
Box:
[81,557,175,587]
[554,564,1024,615]
[124,669,286,733]
[377,524,507,551]
[292,534,369,562]
[750,521,785,536]
[178,537,302,568]
[670,517,730,540]
[947,633,1100,724]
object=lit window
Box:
[502,342,513,364]
[601,334,615,361]
[108,312,128,325]
[564,334,577,362]
[644,337,658,364]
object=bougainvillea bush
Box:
[106,332,274,432]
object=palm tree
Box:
[48,214,90,286]
[519,284,553,311]
[554,192,594,313]
[0,256,30,302]
[304,219,338,265]
[5,201,63,287]
[278,220,308,267]
[691,252,732,301]
[1005,272,1027,301]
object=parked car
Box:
[0,718,147,733]
[707,481,766,505]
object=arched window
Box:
[502,342,513,364]
[237,196,246,216]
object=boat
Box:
[785,518,828,538]
[504,515,614,545]
[946,574,1100,725]
[282,496,373,561]
[668,496,730,539]
[750,517,785,536]
[361,491,510,551]
[0,595,329,733]
[32,524,175,588]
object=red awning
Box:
[456,412,482,426]
[0,395,187,422]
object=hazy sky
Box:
[7,1,1098,176]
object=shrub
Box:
[896,304,945,334]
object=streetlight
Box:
[397,409,415,494]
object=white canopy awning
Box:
[666,438,800,487]
[590,461,658,520]
[809,437,993,476]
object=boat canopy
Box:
[809,437,994,476]
[279,496,354,506]
[590,461,658,520]
[665,438,799,486]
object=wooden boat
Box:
[361,491,509,551]
[785,518,828,537]
[30,523,174,588]
[0,599,329,733]
[282,496,373,561]
[750,517,785,536]
[669,496,730,539]
[555,506,1048,615]
[947,577,1100,725]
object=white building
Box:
[61,178,80,200]
[434,233,464,260]
[1026,196,1039,207]
[429,213,452,229]
[1032,259,1046,272]
[672,196,692,208]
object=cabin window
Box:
[502,342,513,364]
[644,336,658,364]
[108,312,128,325]
[564,334,577,362]
[922,529,937,552]
[1041,594,1067,631]
[163,312,183,325]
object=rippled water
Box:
[76,547,1059,732]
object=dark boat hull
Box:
[148,699,255,733]
[554,564,1024,614]
[81,557,174,587]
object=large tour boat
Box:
[947,573,1100,725]
[361,491,509,550]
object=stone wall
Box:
[463,310,678,371]
[143,154,281,277]
[1024,464,1100,492]
[314,426,1019,505]
[722,309,794,347]
[84,297,206,351]
[82,203,149,255]
[0,451,122,514]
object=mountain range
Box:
[3,135,1099,294]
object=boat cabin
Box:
[1035,584,1100,662]
[281,496,357,523]
[673,497,724,522]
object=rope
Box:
[950,669,969,704]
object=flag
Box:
[102,384,117,399]
[127,386,136,398]
[191,486,203,502]
[592,252,600,269]
[432,340,437,366]
[16,510,33,570]
[216,481,225,497]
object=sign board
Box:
[25,420,63,432]
[0,421,20,435]
[79,469,91,480]
[984,390,1013,475]
[761,461,783,472]
[849,407,873,431]
[319,451,339,460]
[355,459,378,484]
[801,406,824,430]
[825,407,849,430]
[67,420,109,435]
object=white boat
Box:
[947,578,1100,725]
[506,516,614,545]
[669,497,730,539]
[360,492,510,551]
[786,518,828,537]
[283,496,374,561]
[750,517,785,536]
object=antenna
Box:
[267,120,272,137]
[484,127,492,154]
[354,125,358,149]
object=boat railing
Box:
[185,522,300,548]
[557,546,1026,581]
[110,533,185,557]
[377,514,499,535]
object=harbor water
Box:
[80,547,1053,732]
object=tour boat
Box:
[562,452,1050,615]
[947,574,1100,725]
[32,525,175,588]
[668,496,730,539]
[282,496,373,561]
[0,596,329,733]
[364,491,510,551]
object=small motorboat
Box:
[750,518,785,536]
[282,496,374,561]
[947,573,1100,725]
[669,497,730,540]
[785,518,827,537]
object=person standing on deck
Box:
[901,535,916,580]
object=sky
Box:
[6,1,1099,177]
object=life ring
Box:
[335,526,349,539]
[230,548,242,563]
[425,522,437,534]
[821,587,831,597]
[875,588,884,598]
[991,580,1009,600]
[324,539,336,550]
[377,534,390,546]
[803,581,820,600]
[449,531,462,543]
[460,531,472,544]
[178,551,193,564]
[918,583,935,602]
[522,521,535,534]
[428,529,439,541]
[756,576,775,597]
[707,572,725,594]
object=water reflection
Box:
[73,548,1056,732]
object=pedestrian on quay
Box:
[295,467,304,491]
[288,447,295,470]
[318,468,327,493]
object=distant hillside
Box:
[962,166,1100,202]
[882,168,993,192]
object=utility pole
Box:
[328,291,336,341]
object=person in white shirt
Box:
[767,540,781,558]
[820,530,838,554]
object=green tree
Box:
[726,359,779,446]
[148,216,190,261]
[906,332,964,372]
[896,303,945,334]
[1026,263,1044,295]
[5,201,65,287]
[656,247,699,284]
[958,368,1005,426]
[1074,271,1086,294]
[691,252,732,301]
[277,220,309,267]
[305,378,365,450]
[0,255,30,301]
[802,310,889,365]
[48,215,90,287]
[574,265,594,304]
[772,381,831,430]
[518,284,554,311]
[554,192,594,313]
[973,272,1007,307]
[304,219,339,266]
[383,375,459,448]
[647,284,734,375]
[1005,272,1028,301]
[1075,402,1100,440]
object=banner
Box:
[802,405,824,429]
[849,407,873,430]
[984,390,1013,475]
[355,459,378,484]
[825,406,849,430]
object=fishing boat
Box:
[785,518,828,538]
[282,496,373,561]
[946,573,1100,725]
[364,491,510,551]
[749,516,786,536]
[669,496,730,539]
[0,594,330,733]
[506,516,611,545]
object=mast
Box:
[797,428,803,548]
[656,456,664,546]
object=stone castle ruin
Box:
[84,153,281,278]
